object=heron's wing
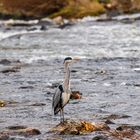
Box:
[52,84,63,114]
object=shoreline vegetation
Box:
[0,0,140,20]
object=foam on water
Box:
[0,18,140,64]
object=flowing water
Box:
[0,15,140,139]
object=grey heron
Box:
[52,57,79,122]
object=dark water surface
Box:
[0,16,140,139]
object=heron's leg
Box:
[62,108,64,122]
[60,109,62,123]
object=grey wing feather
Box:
[52,85,64,114]
[52,86,61,109]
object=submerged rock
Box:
[29,103,46,106]
[1,66,20,73]
[50,120,110,135]
[19,86,34,89]
[92,135,108,140]
[1,126,41,137]
[103,114,131,120]
[98,124,140,140]
[0,59,11,65]
[7,125,27,130]
[105,119,115,124]
[0,133,9,140]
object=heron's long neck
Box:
[64,64,70,93]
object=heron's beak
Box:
[72,57,80,63]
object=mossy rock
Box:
[50,120,110,135]
[0,100,6,107]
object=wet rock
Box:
[103,114,131,120]
[0,133,9,140]
[7,125,27,130]
[46,91,52,95]
[0,59,11,65]
[19,86,34,89]
[40,25,47,31]
[70,91,82,99]
[129,125,140,131]
[50,120,110,135]
[134,84,140,87]
[71,70,78,73]
[4,126,41,137]
[58,22,74,29]
[113,126,135,139]
[92,135,108,140]
[52,16,64,25]
[0,100,20,107]
[29,103,46,106]
[7,100,19,105]
[105,119,115,124]
[1,66,20,73]
[95,70,107,75]
[96,124,140,140]
[22,128,41,136]
[0,100,6,107]
[116,124,140,131]
[1,69,18,73]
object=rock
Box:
[103,114,131,120]
[4,126,41,137]
[0,133,9,140]
[105,119,115,124]
[0,59,11,65]
[58,21,74,29]
[0,100,20,107]
[71,70,78,73]
[29,103,46,106]
[95,70,107,75]
[7,125,27,130]
[49,120,110,135]
[101,124,140,140]
[19,86,34,89]
[1,66,21,73]
[116,124,140,131]
[129,125,140,131]
[52,16,64,25]
[0,100,6,107]
[1,67,19,73]
[40,25,47,31]
[23,128,41,136]
[70,91,82,99]
[92,135,108,140]
[111,125,136,139]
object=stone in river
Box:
[70,91,82,99]
[49,120,110,135]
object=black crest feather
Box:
[64,57,72,63]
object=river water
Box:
[0,15,140,139]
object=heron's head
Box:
[64,57,80,65]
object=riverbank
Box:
[0,0,140,20]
